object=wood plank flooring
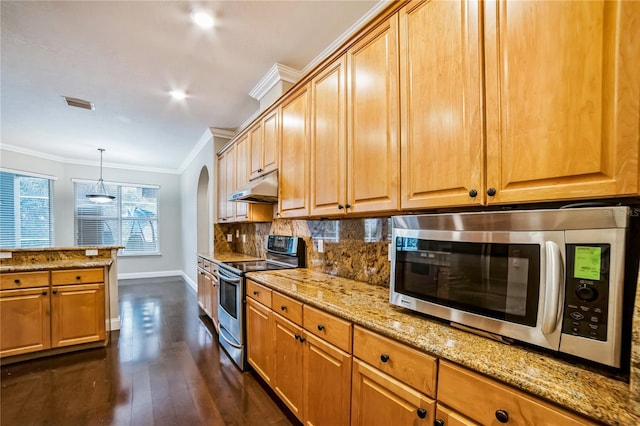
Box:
[1,278,297,426]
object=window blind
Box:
[73,181,159,255]
[0,170,54,248]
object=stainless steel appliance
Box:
[217,235,305,370]
[390,206,638,368]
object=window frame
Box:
[73,179,160,256]
[0,168,56,248]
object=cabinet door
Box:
[484,0,640,203]
[399,0,483,209]
[202,271,213,317]
[246,297,274,386]
[249,122,264,180]
[273,313,305,421]
[262,109,279,177]
[217,151,231,223]
[197,269,206,311]
[0,287,51,357]
[235,134,250,220]
[346,15,400,214]
[224,147,237,221]
[303,333,351,426]
[279,85,310,218]
[351,359,435,426]
[310,56,347,217]
[51,283,106,347]
[435,404,480,426]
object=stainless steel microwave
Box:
[390,206,637,368]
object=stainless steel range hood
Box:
[228,171,278,204]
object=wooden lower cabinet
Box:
[273,312,305,421]
[0,287,51,357]
[434,404,479,426]
[351,358,435,426]
[51,283,105,347]
[197,260,219,330]
[438,361,596,426]
[246,297,274,386]
[303,333,351,426]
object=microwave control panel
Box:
[561,244,610,342]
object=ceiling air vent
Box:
[63,96,95,110]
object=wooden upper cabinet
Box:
[310,56,347,217]
[279,85,310,218]
[250,110,279,181]
[399,0,484,209]
[484,0,640,204]
[217,147,235,222]
[234,134,249,220]
[346,14,400,214]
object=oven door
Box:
[217,266,244,353]
[390,228,566,351]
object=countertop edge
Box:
[1,260,113,273]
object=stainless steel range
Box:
[217,235,305,370]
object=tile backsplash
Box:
[215,217,391,287]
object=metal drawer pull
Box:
[281,305,287,311]
[416,408,427,419]
[317,324,325,331]
[76,276,81,280]
[495,409,509,423]
[380,354,390,363]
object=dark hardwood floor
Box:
[1,278,296,426]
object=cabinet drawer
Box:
[303,305,352,353]
[51,268,104,285]
[203,260,213,273]
[0,271,49,290]
[272,291,302,326]
[197,258,204,268]
[438,361,596,426]
[353,326,437,398]
[246,280,272,306]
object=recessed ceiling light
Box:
[191,10,214,29]
[169,90,187,101]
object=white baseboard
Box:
[182,272,197,292]
[117,270,183,280]
[107,316,121,331]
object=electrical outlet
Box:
[85,249,98,256]
[227,233,233,242]
[0,252,12,259]
[236,229,240,238]
[317,239,324,253]
[242,234,246,243]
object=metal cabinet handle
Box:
[380,354,390,363]
[495,410,509,423]
[317,324,325,331]
[416,408,427,419]
[14,279,20,284]
[76,276,81,280]
[345,203,351,209]
[281,305,287,311]
[52,290,58,294]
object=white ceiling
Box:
[1,0,383,173]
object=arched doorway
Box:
[196,166,210,254]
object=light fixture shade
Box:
[86,148,115,203]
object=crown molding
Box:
[209,127,236,139]
[1,143,181,175]
[249,63,302,101]
[303,0,392,74]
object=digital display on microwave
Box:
[573,246,602,280]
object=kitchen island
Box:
[0,246,121,363]
[246,268,639,425]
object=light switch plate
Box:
[227,233,233,242]
[317,239,324,253]
[0,252,12,259]
[85,249,99,256]
[242,234,246,243]
[236,229,240,238]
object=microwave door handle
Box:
[542,241,563,335]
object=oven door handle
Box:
[542,241,563,335]
[217,269,241,283]
[219,325,243,349]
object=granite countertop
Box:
[246,268,637,425]
[1,259,113,273]
[0,246,123,252]
[198,252,262,264]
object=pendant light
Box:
[86,148,115,203]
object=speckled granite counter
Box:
[246,268,637,425]
[198,252,262,264]
[0,246,120,273]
